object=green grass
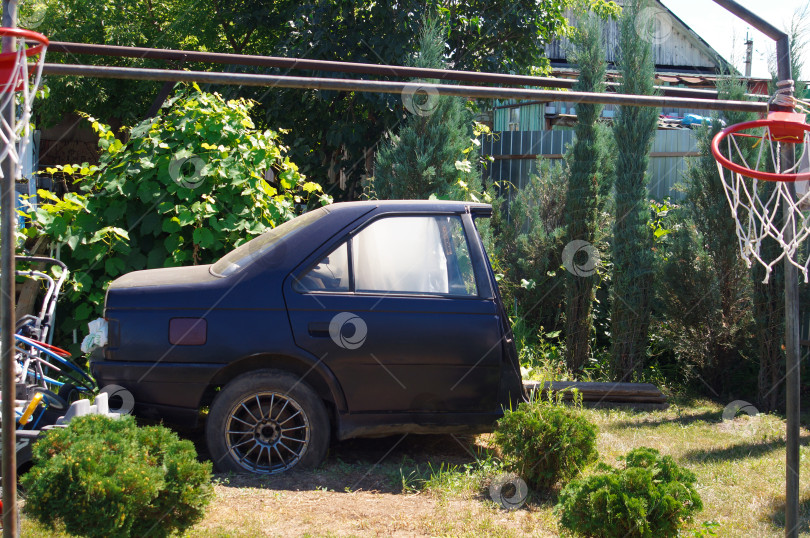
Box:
[18,401,810,537]
[581,400,810,536]
[400,456,503,499]
[377,400,810,536]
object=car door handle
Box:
[308,322,331,337]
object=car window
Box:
[445,217,478,295]
[352,216,477,296]
[293,242,350,292]
[211,208,327,277]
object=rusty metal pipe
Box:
[41,63,769,114]
[48,41,738,100]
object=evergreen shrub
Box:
[493,400,598,490]
[556,447,702,537]
[21,414,212,538]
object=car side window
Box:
[446,217,478,296]
[352,216,478,296]
[293,242,350,292]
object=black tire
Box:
[57,382,80,404]
[206,370,329,474]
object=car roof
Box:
[324,199,492,216]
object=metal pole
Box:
[782,173,801,538]
[46,40,750,101]
[744,35,753,79]
[39,63,770,114]
[712,0,787,41]
[1,4,18,538]
[775,37,801,538]
[712,2,799,536]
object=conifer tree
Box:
[370,18,473,200]
[610,0,659,380]
[752,217,785,411]
[753,42,808,410]
[657,78,755,395]
[751,15,808,410]
[563,17,611,373]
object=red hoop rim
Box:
[0,27,48,65]
[0,27,48,47]
[0,27,48,92]
[711,117,810,182]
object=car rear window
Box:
[211,207,327,277]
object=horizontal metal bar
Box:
[493,151,702,160]
[48,41,579,87]
[491,154,565,160]
[41,64,770,114]
[49,41,735,100]
[493,90,768,110]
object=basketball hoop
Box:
[711,108,810,284]
[0,27,48,181]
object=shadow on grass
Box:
[665,393,721,408]
[682,434,810,464]
[211,433,495,495]
[610,410,721,430]
[523,488,561,511]
[767,490,810,533]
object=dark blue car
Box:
[92,200,525,474]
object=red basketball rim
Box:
[0,27,48,92]
[0,27,48,60]
[711,118,810,182]
[0,27,48,45]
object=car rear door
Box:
[283,212,503,413]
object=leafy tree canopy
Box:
[30,0,214,125]
[32,0,618,197]
[22,85,328,348]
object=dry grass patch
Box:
[18,401,810,537]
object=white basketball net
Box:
[0,32,47,181]
[716,124,810,283]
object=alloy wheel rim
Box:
[224,391,310,474]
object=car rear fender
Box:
[204,353,347,412]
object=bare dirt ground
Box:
[23,403,807,536]
[186,434,557,537]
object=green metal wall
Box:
[481,128,698,201]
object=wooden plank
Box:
[523,380,667,403]
[523,381,663,393]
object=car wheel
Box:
[206,370,329,474]
[57,383,81,404]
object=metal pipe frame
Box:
[41,63,769,114]
[0,6,797,538]
[1,6,18,538]
[47,41,739,100]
